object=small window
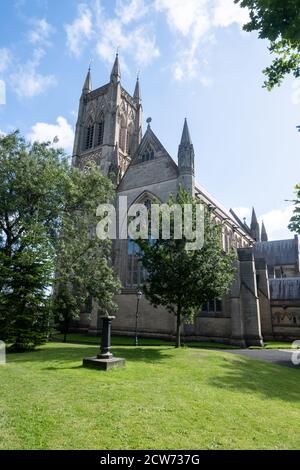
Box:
[202,299,222,314]
[275,267,282,279]
[141,145,154,162]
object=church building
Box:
[72,55,300,346]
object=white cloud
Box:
[95,5,159,68]
[233,205,294,240]
[28,18,54,46]
[0,48,12,73]
[64,0,248,80]
[213,0,249,28]
[27,116,74,153]
[65,0,159,70]
[65,3,93,57]
[155,0,209,36]
[130,26,160,65]
[115,0,149,24]
[10,48,56,98]
[155,0,249,82]
[259,206,294,241]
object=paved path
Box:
[220,348,300,369]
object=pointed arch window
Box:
[126,133,130,155]
[141,144,154,162]
[119,127,126,152]
[126,124,133,156]
[84,125,94,150]
[96,120,105,146]
[126,196,156,287]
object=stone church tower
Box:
[72,54,142,184]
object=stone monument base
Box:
[83,356,126,371]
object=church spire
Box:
[82,67,92,94]
[177,118,195,196]
[180,118,192,145]
[261,221,268,242]
[110,53,121,82]
[250,207,261,242]
[133,76,141,104]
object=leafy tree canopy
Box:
[236,0,300,89]
[0,131,120,350]
[53,163,121,340]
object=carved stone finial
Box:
[146,117,152,128]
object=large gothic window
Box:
[84,125,94,150]
[127,239,148,287]
[126,195,156,287]
[119,127,126,152]
[126,124,133,156]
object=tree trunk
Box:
[175,306,182,348]
[63,318,69,343]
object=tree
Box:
[235,0,300,89]
[0,132,68,351]
[135,191,236,348]
[0,132,121,350]
[53,163,121,341]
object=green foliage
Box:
[135,190,236,348]
[0,131,120,350]
[53,163,121,340]
[235,0,300,89]
[0,132,68,350]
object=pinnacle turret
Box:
[250,208,260,242]
[261,221,268,242]
[177,118,195,196]
[133,76,141,104]
[82,67,92,94]
[110,53,121,82]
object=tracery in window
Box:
[141,144,154,162]
[84,125,94,150]
[96,120,104,146]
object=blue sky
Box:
[0,0,299,240]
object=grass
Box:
[251,341,300,350]
[52,332,239,349]
[1,342,300,450]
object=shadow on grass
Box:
[7,344,174,368]
[209,354,300,403]
[44,365,84,371]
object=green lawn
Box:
[1,342,300,450]
[251,341,300,350]
[52,332,239,349]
